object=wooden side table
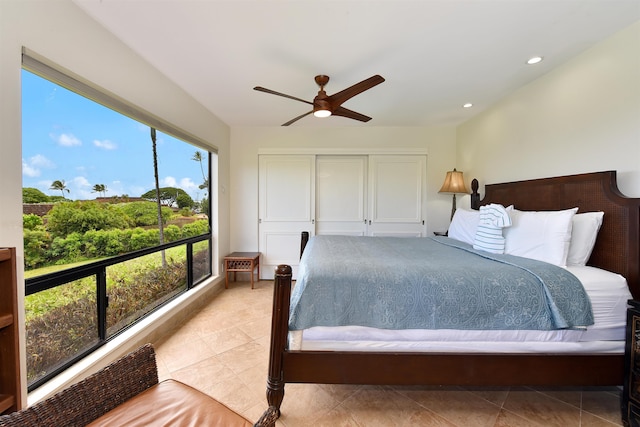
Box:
[224,252,260,289]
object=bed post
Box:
[266,264,292,415]
[300,231,309,259]
[470,178,480,210]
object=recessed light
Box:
[463,103,473,108]
[527,56,543,65]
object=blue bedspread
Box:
[288,235,593,331]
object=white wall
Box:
[457,21,640,200]
[229,126,458,253]
[0,0,231,405]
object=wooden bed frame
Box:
[265,171,640,414]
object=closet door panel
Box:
[368,155,426,237]
[258,155,315,279]
[315,156,367,236]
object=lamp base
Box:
[450,193,457,222]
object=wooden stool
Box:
[224,252,260,289]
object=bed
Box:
[265,170,640,414]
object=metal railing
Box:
[25,234,212,391]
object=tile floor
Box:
[153,280,624,426]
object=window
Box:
[21,51,215,390]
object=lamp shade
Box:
[438,168,470,194]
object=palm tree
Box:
[49,180,69,198]
[192,151,208,192]
[151,128,166,267]
[92,184,107,197]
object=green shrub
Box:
[199,197,209,216]
[163,224,182,242]
[23,213,43,230]
[23,227,52,269]
[84,228,134,257]
[130,228,160,251]
[46,201,133,238]
[24,202,209,269]
[49,233,86,264]
[23,187,50,203]
[176,193,194,209]
[181,220,209,237]
[117,201,172,226]
[179,207,193,217]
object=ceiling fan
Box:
[254,74,385,126]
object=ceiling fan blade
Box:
[326,75,385,108]
[253,86,314,105]
[282,110,313,126]
[331,106,372,122]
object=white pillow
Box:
[448,208,480,245]
[567,212,604,266]
[504,207,578,267]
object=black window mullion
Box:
[97,268,108,341]
[186,242,194,289]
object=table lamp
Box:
[439,168,470,221]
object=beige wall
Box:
[229,126,458,253]
[457,21,640,201]
[0,0,231,404]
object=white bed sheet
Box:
[290,265,632,353]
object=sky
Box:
[21,69,209,202]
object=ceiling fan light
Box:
[313,109,332,118]
[527,56,543,65]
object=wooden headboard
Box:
[470,171,640,299]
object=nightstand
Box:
[224,252,260,290]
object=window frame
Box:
[21,49,215,391]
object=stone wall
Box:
[23,204,55,217]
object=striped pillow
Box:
[473,204,512,254]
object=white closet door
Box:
[258,155,315,279]
[367,155,427,237]
[315,156,367,236]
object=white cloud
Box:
[53,133,82,147]
[72,176,91,188]
[31,154,54,168]
[22,154,55,177]
[160,176,198,193]
[179,177,198,192]
[93,139,117,150]
[65,176,92,200]
[157,176,200,200]
[22,161,40,178]
[161,176,177,187]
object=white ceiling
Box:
[74,0,640,128]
